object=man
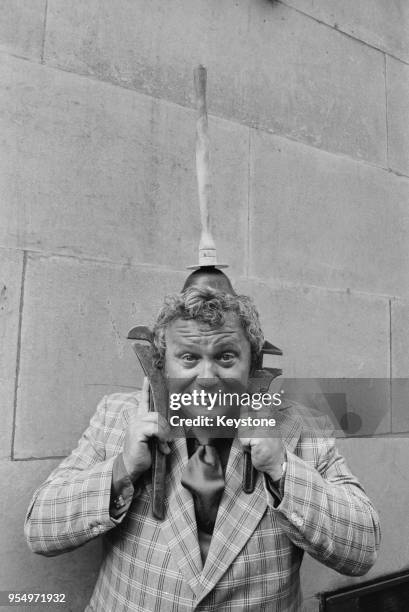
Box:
[25,285,380,611]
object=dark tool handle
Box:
[242,448,256,494]
[149,392,167,520]
[151,452,166,520]
[243,367,282,493]
[147,373,167,519]
[147,406,167,519]
[129,340,168,520]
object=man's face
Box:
[164,313,251,418]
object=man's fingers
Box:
[157,441,171,455]
[137,420,173,445]
[139,414,172,437]
[133,378,173,453]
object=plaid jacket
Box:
[25,392,380,611]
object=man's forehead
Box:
[165,313,246,342]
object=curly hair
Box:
[152,286,264,370]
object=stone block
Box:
[391,299,409,433]
[0,54,248,276]
[0,0,46,60]
[282,0,409,64]
[236,280,390,435]
[302,438,409,597]
[0,458,100,609]
[43,0,386,164]
[387,57,409,177]
[13,253,185,458]
[249,129,409,298]
[0,249,24,459]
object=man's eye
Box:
[218,353,236,363]
[181,354,197,363]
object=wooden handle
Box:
[194,65,207,123]
[194,65,216,265]
[131,342,168,520]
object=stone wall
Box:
[1,1,408,609]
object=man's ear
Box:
[153,351,164,371]
[152,330,165,371]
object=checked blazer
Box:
[25,392,380,611]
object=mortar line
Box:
[0,245,404,302]
[13,455,67,462]
[2,49,409,182]
[0,246,189,272]
[277,0,409,67]
[249,123,409,181]
[240,274,403,301]
[11,251,27,460]
[40,0,49,64]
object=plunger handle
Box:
[194,65,217,266]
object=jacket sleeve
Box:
[265,428,381,577]
[24,395,128,556]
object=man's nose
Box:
[196,359,219,387]
[197,376,219,389]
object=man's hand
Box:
[122,377,173,482]
[239,408,285,482]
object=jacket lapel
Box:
[197,437,267,597]
[197,403,302,600]
[161,436,204,598]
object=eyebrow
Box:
[172,339,241,352]
[213,341,241,351]
[209,334,242,347]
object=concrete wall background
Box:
[0,1,408,609]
